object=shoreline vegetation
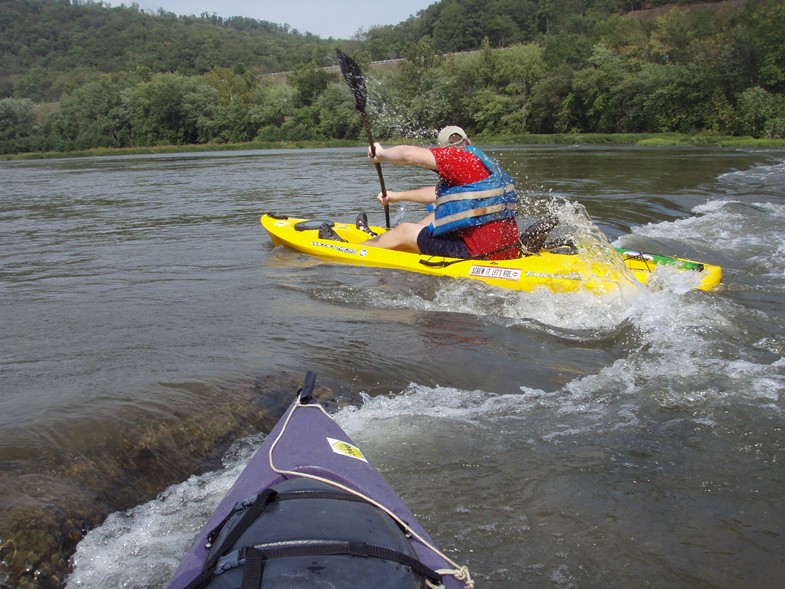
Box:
[4,133,785,161]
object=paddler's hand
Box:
[376,190,396,206]
[368,143,385,163]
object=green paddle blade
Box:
[336,48,367,112]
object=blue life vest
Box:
[428,145,518,237]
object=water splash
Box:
[717,159,785,191]
[364,77,435,143]
[64,434,265,589]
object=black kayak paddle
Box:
[336,48,390,228]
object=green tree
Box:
[431,0,470,52]
[703,88,736,135]
[620,63,708,133]
[288,62,336,108]
[251,82,298,141]
[467,88,521,134]
[317,83,361,139]
[5,0,785,152]
[735,85,783,137]
[451,42,545,133]
[182,80,222,143]
[0,97,38,153]
[543,31,592,69]
[129,73,221,145]
[407,67,465,132]
[279,105,322,140]
[649,7,698,64]
[201,67,261,141]
[495,0,539,42]
[397,36,445,98]
[55,73,135,149]
[529,64,576,133]
[493,43,546,92]
[594,14,648,65]
[734,0,785,93]
[571,42,628,132]
[14,65,52,101]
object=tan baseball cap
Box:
[437,125,468,147]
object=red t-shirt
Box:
[430,147,519,260]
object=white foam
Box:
[66,434,264,589]
[718,159,785,187]
[631,199,785,266]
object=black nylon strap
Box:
[204,489,278,571]
[240,547,265,589]
[239,540,443,584]
[184,538,442,588]
[204,486,367,551]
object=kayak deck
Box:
[167,372,471,589]
[261,214,722,294]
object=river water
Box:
[1,146,784,588]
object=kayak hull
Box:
[261,214,721,294]
[167,373,468,589]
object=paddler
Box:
[349,126,521,260]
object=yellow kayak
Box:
[261,214,722,294]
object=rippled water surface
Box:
[1,146,784,588]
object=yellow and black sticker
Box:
[327,437,367,462]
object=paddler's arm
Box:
[376,186,436,207]
[368,143,437,171]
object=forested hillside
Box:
[0,0,335,101]
[1,0,784,154]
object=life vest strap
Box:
[435,183,517,205]
[431,203,518,232]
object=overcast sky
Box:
[118,0,436,39]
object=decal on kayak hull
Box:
[311,240,367,256]
[327,437,368,462]
[469,265,522,281]
[525,271,582,281]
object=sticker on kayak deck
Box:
[311,241,361,255]
[469,265,522,281]
[525,271,582,281]
[327,437,367,462]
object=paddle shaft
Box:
[359,111,390,228]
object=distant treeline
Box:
[1,0,784,154]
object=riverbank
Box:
[3,133,785,160]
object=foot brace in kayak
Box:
[183,478,442,589]
[356,212,378,237]
[517,215,560,254]
[318,222,347,242]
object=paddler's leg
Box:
[363,222,424,253]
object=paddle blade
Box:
[336,48,367,112]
